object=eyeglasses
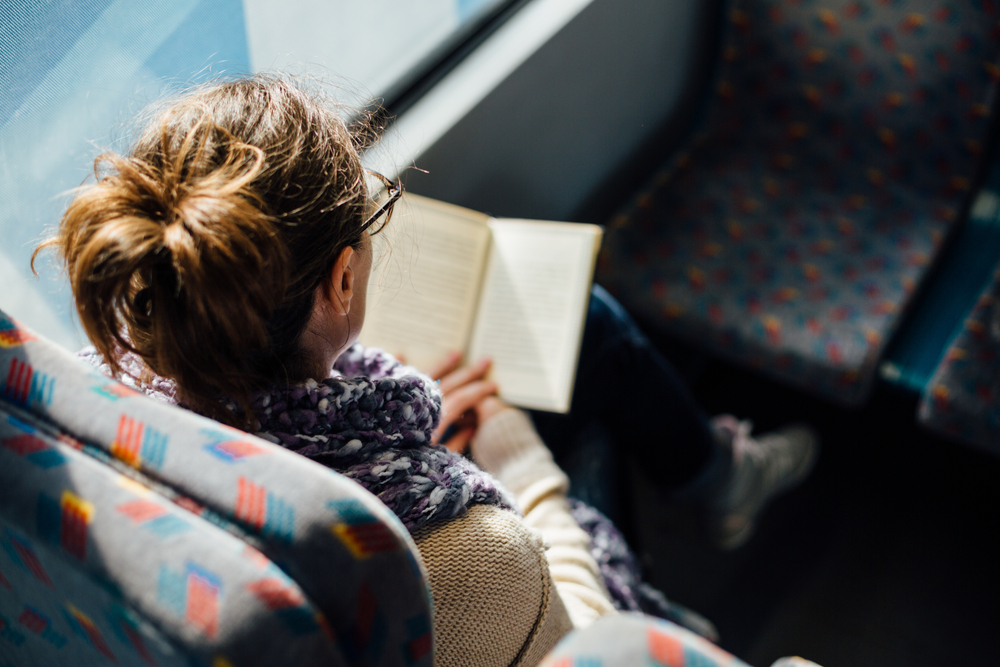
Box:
[361,170,403,235]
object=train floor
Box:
[626,346,1000,667]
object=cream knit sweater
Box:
[411,409,617,667]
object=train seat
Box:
[918,261,1000,453]
[599,0,1000,406]
[0,307,434,666]
[1,306,792,666]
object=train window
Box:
[0,0,525,349]
[243,0,520,106]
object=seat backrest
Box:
[0,308,434,666]
[708,0,999,187]
[539,612,752,667]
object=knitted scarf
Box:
[80,344,719,634]
[79,344,515,531]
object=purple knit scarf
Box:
[79,343,515,531]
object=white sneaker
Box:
[709,415,819,549]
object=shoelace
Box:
[730,418,800,491]
[756,430,807,492]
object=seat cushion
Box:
[599,0,1000,405]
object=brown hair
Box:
[34,75,379,427]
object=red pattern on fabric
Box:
[351,584,377,648]
[235,476,267,530]
[2,434,48,456]
[12,538,52,587]
[407,632,432,662]
[68,606,116,660]
[112,415,144,467]
[186,571,219,638]
[117,499,168,523]
[648,626,686,666]
[4,358,32,404]
[247,578,305,610]
[120,620,159,666]
[60,491,92,561]
[18,606,49,634]
[0,327,35,348]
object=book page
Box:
[468,220,602,412]
[360,194,492,371]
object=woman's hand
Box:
[425,351,509,453]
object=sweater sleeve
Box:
[470,408,617,629]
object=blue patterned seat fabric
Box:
[918,263,1000,454]
[539,612,753,667]
[0,402,339,666]
[599,0,1000,405]
[0,308,434,666]
[0,310,817,667]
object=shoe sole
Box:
[713,428,819,550]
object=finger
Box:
[432,410,474,445]
[441,380,498,420]
[435,380,494,440]
[425,351,463,380]
[444,427,475,454]
[475,395,512,423]
[439,356,492,395]
[395,352,408,365]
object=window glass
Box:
[0,0,511,348]
[244,0,511,101]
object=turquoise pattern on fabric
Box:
[0,306,434,666]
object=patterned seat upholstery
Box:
[918,264,1000,454]
[0,308,822,667]
[540,612,754,667]
[0,308,434,666]
[599,0,1000,405]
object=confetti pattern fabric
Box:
[599,0,1000,405]
[919,264,1000,453]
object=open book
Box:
[360,194,603,413]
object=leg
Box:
[530,285,719,489]
[531,285,819,550]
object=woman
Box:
[38,75,816,666]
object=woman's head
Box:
[36,74,386,426]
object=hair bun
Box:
[38,75,371,428]
[56,111,290,411]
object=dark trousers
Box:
[529,285,717,493]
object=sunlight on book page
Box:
[361,195,492,371]
[469,220,600,412]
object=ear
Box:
[323,246,356,315]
